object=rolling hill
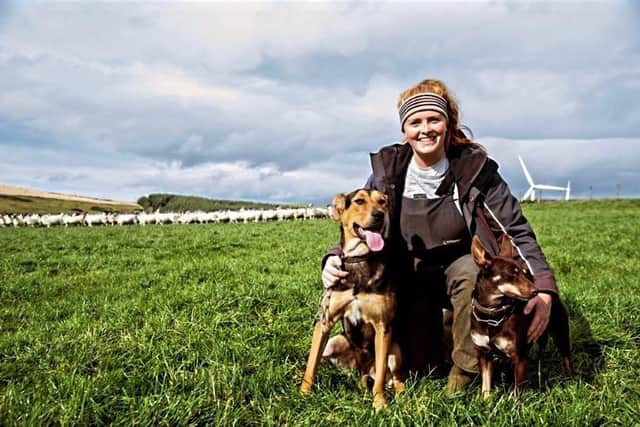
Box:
[0,184,292,214]
[0,184,142,214]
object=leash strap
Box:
[472,308,507,328]
[474,204,500,255]
[471,298,515,328]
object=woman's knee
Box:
[445,254,479,297]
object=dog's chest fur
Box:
[338,256,396,350]
[471,312,525,359]
[341,257,387,293]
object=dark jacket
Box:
[326,142,558,295]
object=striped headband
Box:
[398,92,449,131]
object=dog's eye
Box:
[354,198,365,205]
[378,199,386,206]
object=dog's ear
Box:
[471,235,491,267]
[330,193,347,222]
[497,234,515,258]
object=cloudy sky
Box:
[0,1,638,205]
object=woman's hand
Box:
[524,293,553,343]
[322,255,348,289]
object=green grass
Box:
[1,200,639,425]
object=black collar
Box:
[340,249,386,265]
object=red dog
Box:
[470,234,572,398]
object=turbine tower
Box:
[518,156,571,202]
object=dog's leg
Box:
[562,355,573,375]
[300,320,331,394]
[371,322,391,410]
[479,352,493,400]
[513,355,528,395]
[301,290,354,394]
[388,341,405,394]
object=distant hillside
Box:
[136,193,291,212]
[0,184,139,205]
[0,184,141,214]
[0,185,296,215]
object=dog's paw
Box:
[299,383,312,395]
[373,393,388,411]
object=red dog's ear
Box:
[498,234,515,258]
[471,235,491,267]
[330,193,346,222]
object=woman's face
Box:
[403,110,447,168]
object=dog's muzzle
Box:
[354,223,385,252]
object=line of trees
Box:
[136,193,291,213]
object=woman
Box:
[322,79,558,395]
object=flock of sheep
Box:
[0,206,330,228]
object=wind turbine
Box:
[518,156,571,202]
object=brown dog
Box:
[470,234,572,399]
[300,189,404,410]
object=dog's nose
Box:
[372,210,384,222]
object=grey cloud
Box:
[0,2,638,203]
[1,136,637,204]
[44,172,89,183]
[480,138,640,199]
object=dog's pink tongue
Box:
[364,230,384,252]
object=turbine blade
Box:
[534,185,568,191]
[518,155,535,186]
[522,187,534,201]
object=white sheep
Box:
[115,213,137,226]
[85,213,108,227]
[137,212,157,226]
[63,213,86,227]
[154,212,176,225]
[40,213,64,228]
[24,214,41,227]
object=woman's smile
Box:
[403,110,448,168]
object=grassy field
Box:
[1,200,639,425]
